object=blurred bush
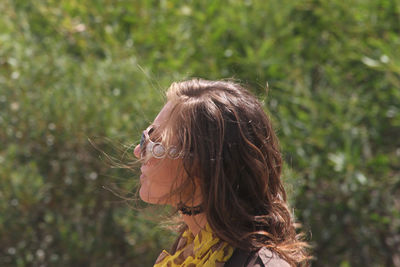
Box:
[0,0,399,266]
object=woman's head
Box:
[135,79,282,206]
[135,79,309,265]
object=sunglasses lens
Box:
[167,147,179,159]
[139,131,149,158]
[152,143,166,158]
[140,133,145,147]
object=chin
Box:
[139,187,150,203]
[139,188,158,204]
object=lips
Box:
[140,166,148,184]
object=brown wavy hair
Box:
[156,79,310,266]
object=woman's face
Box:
[134,102,185,205]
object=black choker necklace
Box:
[177,202,204,216]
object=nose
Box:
[134,144,141,159]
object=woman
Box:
[133,79,310,266]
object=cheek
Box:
[152,159,182,181]
[143,160,183,191]
[139,157,189,205]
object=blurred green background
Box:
[0,0,399,266]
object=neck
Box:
[182,212,207,236]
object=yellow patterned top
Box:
[154,224,234,267]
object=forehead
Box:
[153,101,174,126]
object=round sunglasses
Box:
[140,126,181,159]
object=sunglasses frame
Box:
[140,126,181,159]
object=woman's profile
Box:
[133,79,310,266]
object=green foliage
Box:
[0,0,399,266]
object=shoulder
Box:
[224,247,290,267]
